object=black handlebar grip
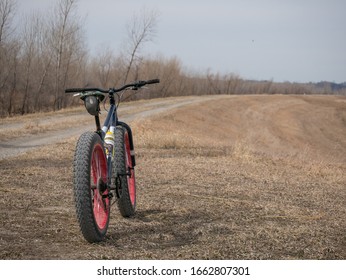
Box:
[65,88,85,93]
[146,79,160,84]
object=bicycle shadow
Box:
[104,207,216,251]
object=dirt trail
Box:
[0,96,218,160]
[0,94,345,260]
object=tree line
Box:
[0,0,345,117]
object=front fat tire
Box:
[73,131,110,243]
[114,126,136,217]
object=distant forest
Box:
[1,0,345,117]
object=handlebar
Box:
[146,79,160,84]
[65,79,160,94]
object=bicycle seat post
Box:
[95,114,102,137]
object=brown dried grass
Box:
[0,95,345,259]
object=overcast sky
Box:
[17,0,346,83]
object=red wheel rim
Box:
[124,132,136,206]
[90,143,109,230]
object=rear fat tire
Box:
[73,132,110,242]
[114,126,136,217]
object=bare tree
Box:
[34,21,54,112]
[92,46,115,88]
[141,56,182,98]
[206,69,222,95]
[224,73,241,95]
[20,13,42,114]
[0,0,16,43]
[122,8,158,84]
[48,0,85,110]
[0,0,18,116]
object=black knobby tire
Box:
[73,131,110,242]
[114,126,136,217]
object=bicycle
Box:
[65,79,160,242]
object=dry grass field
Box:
[0,94,345,259]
